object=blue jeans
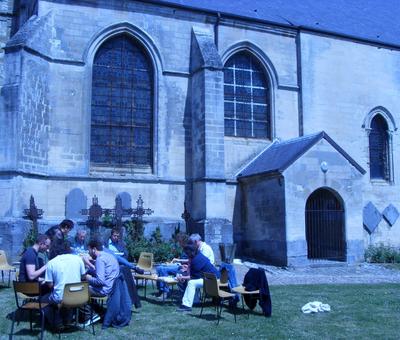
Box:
[103,247,134,269]
[220,262,240,303]
[156,264,180,293]
[115,254,134,269]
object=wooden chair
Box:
[217,267,229,289]
[90,295,108,308]
[58,282,95,335]
[0,250,16,287]
[200,272,236,324]
[10,281,48,340]
[219,243,237,264]
[231,285,260,317]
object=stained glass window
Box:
[369,114,389,180]
[223,52,270,138]
[91,35,153,169]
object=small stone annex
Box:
[0,0,399,265]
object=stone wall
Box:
[300,32,400,249]
[284,139,365,265]
[0,0,400,263]
[238,175,287,266]
[0,0,14,86]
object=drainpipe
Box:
[296,30,304,137]
[214,12,221,48]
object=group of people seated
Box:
[18,219,238,328]
[18,219,140,328]
[154,232,225,312]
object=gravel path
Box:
[233,262,400,285]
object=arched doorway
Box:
[305,188,346,261]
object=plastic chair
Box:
[134,252,154,294]
[0,250,16,287]
[200,272,236,324]
[136,252,153,274]
[58,282,95,335]
[10,281,48,340]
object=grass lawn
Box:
[0,282,399,339]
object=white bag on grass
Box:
[301,301,331,313]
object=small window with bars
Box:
[223,52,270,138]
[90,34,153,170]
[369,114,389,180]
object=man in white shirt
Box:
[189,233,215,265]
[42,240,86,327]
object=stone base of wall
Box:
[0,218,32,262]
[238,239,288,267]
[346,239,365,263]
[143,221,186,239]
[286,239,365,267]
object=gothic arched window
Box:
[90,35,153,170]
[223,52,271,138]
[369,114,389,180]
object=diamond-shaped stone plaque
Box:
[363,202,381,234]
[382,204,399,226]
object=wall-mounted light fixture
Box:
[320,161,328,173]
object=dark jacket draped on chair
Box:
[102,274,132,328]
[243,268,272,317]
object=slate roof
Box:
[237,131,366,179]
[152,0,400,48]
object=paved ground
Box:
[233,261,400,285]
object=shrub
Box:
[101,212,114,229]
[365,243,400,263]
[21,227,37,255]
[124,220,183,263]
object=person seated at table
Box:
[189,233,215,264]
[45,219,74,243]
[102,228,144,274]
[42,240,86,327]
[46,219,75,259]
[155,232,189,298]
[19,234,50,283]
[86,238,120,297]
[104,228,128,258]
[70,229,88,255]
[176,242,220,312]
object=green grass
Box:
[1,283,399,339]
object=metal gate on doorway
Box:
[305,188,346,261]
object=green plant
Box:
[150,226,163,244]
[365,243,400,263]
[124,221,183,262]
[21,227,37,254]
[125,219,144,242]
[101,212,114,229]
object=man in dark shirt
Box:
[19,234,51,282]
[45,219,74,242]
[46,219,74,259]
[176,243,219,312]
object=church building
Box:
[0,0,399,265]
